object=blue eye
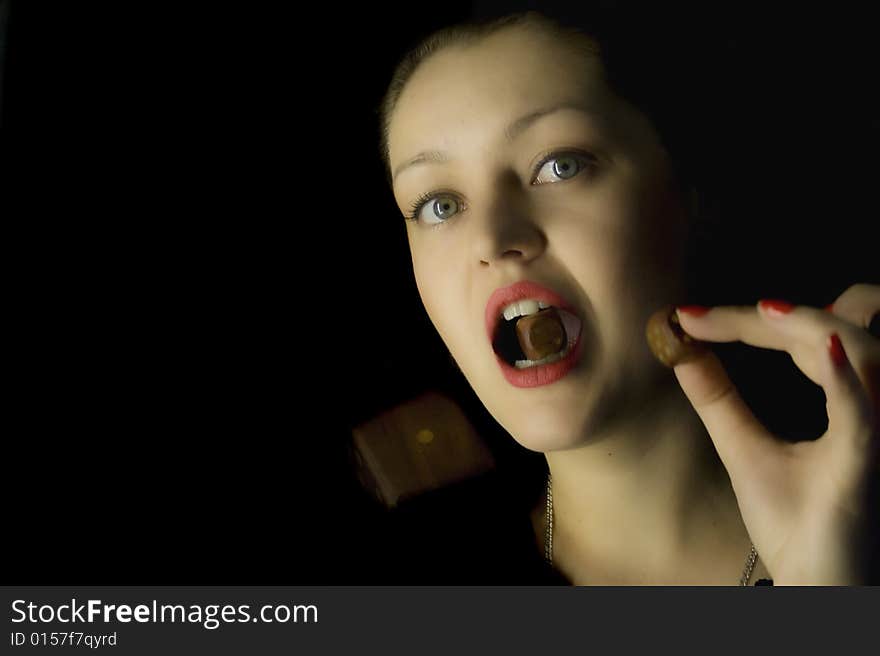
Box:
[532,152,594,185]
[407,193,461,226]
[405,150,597,226]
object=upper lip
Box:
[484,280,579,346]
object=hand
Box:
[672,283,880,585]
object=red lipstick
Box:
[484,280,584,388]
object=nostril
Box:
[479,249,523,266]
[502,248,524,257]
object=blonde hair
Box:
[376,9,703,197]
[376,11,602,189]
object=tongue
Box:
[515,308,568,360]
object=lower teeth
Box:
[514,342,571,369]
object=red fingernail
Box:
[676,305,711,317]
[759,299,795,315]
[824,304,834,313]
[828,333,848,368]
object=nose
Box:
[471,181,547,268]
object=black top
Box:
[384,470,773,585]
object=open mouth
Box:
[491,300,581,369]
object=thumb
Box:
[674,349,776,477]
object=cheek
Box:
[553,186,685,345]
[568,173,686,285]
[552,190,645,293]
[411,250,460,343]
[411,249,487,374]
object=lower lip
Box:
[494,328,584,388]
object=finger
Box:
[823,333,878,481]
[677,303,828,386]
[673,347,777,477]
[676,304,791,352]
[756,300,880,397]
[826,283,880,331]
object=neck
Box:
[544,379,753,584]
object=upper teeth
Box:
[502,299,551,321]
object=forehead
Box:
[389,26,608,167]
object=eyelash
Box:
[405,149,596,225]
[406,190,456,225]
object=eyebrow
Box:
[392,102,601,183]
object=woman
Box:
[377,9,879,584]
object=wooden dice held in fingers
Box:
[645,305,707,367]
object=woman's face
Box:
[388,25,693,452]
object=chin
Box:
[536,414,594,452]
[485,397,593,454]
[463,363,598,450]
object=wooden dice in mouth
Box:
[516,308,567,360]
[493,306,569,365]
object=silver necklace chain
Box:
[544,472,759,585]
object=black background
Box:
[2,1,877,583]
